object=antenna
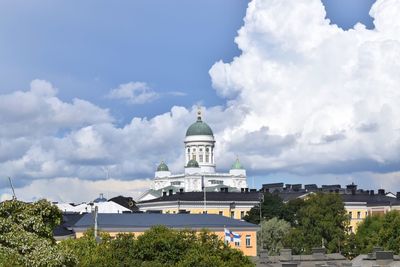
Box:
[8,177,17,200]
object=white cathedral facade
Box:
[138,109,248,202]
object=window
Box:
[246,235,251,247]
[348,212,352,219]
[211,180,223,185]
[187,148,190,153]
[205,155,209,162]
[234,241,240,247]
[192,155,196,161]
[357,211,361,219]
[171,181,181,186]
[199,148,203,152]
[240,211,245,219]
[219,211,223,216]
[199,155,203,162]
[203,211,207,214]
[230,211,235,218]
[206,148,209,152]
[365,211,368,217]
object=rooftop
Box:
[72,213,259,231]
[138,191,262,204]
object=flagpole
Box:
[203,175,206,213]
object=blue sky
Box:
[4,0,400,202]
[0,0,375,122]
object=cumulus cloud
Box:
[0,177,152,203]
[107,82,159,104]
[3,0,400,200]
[209,0,400,178]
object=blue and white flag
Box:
[224,228,241,243]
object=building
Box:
[55,193,131,214]
[138,108,248,201]
[255,248,350,267]
[137,190,262,220]
[262,182,400,232]
[70,213,259,256]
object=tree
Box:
[258,218,291,255]
[354,211,400,254]
[59,226,254,267]
[243,192,305,226]
[284,193,349,254]
[0,199,76,266]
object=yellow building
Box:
[342,191,400,232]
[71,213,259,256]
[137,191,262,220]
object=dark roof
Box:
[53,213,85,238]
[73,213,258,230]
[108,195,138,211]
[278,192,309,202]
[340,194,400,206]
[139,192,262,204]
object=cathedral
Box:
[138,108,248,201]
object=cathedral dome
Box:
[186,159,199,168]
[186,120,213,136]
[157,161,169,171]
[231,158,244,169]
[185,108,213,137]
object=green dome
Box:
[157,161,169,171]
[186,119,214,136]
[231,158,244,169]
[186,159,199,168]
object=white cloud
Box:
[3,0,400,199]
[209,0,400,177]
[107,82,159,104]
[0,177,152,203]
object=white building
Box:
[138,108,248,201]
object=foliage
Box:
[59,225,254,267]
[0,199,76,267]
[243,192,305,226]
[283,193,349,254]
[258,218,291,255]
[353,211,400,254]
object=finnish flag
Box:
[224,228,241,243]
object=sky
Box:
[2,0,400,202]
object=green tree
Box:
[243,193,284,224]
[244,193,305,226]
[0,199,76,266]
[59,226,254,267]
[284,193,349,254]
[258,217,291,255]
[354,211,400,254]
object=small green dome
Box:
[186,159,199,168]
[157,161,169,171]
[231,158,244,169]
[186,119,213,136]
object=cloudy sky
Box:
[3,0,399,203]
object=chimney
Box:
[370,190,375,195]
[241,188,245,193]
[169,189,173,196]
[179,188,184,194]
[220,188,224,192]
[396,192,400,200]
[378,189,385,195]
[245,188,249,193]
[162,191,167,197]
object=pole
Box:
[8,177,16,200]
[203,175,207,213]
[94,206,98,239]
